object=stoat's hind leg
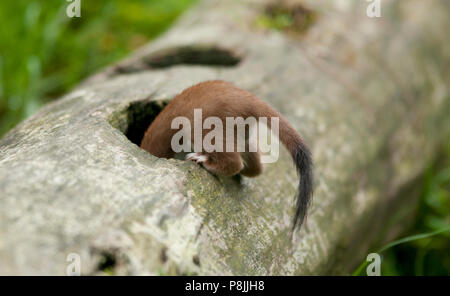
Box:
[186,152,244,177]
[240,151,263,177]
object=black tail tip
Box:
[292,145,313,232]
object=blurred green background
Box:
[379,145,449,276]
[0,0,448,275]
[0,0,197,136]
[354,143,450,276]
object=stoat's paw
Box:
[186,153,208,164]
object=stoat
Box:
[141,80,313,231]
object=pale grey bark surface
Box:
[0,0,449,275]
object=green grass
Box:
[353,228,450,276]
[0,0,197,137]
[354,144,450,276]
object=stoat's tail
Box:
[251,102,313,231]
[290,140,313,231]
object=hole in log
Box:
[115,46,241,74]
[192,255,200,266]
[97,251,117,273]
[145,46,241,68]
[125,100,169,145]
[257,1,317,35]
[160,247,168,263]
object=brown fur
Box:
[141,80,303,171]
[140,80,313,230]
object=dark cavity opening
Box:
[146,46,241,68]
[125,100,168,145]
[160,247,168,263]
[97,251,117,273]
[193,255,201,266]
[115,46,241,74]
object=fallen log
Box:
[0,0,449,275]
